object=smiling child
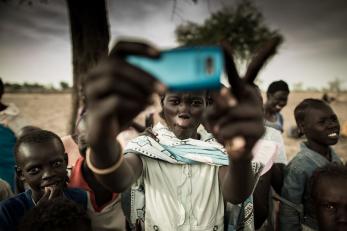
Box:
[0,130,87,231]
[279,98,343,231]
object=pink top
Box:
[61,135,81,168]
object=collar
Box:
[300,142,341,165]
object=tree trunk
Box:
[66,0,110,134]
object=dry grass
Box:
[3,92,347,162]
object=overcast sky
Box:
[0,0,346,90]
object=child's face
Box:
[302,105,340,146]
[16,139,68,199]
[314,176,347,231]
[162,91,206,139]
[266,90,289,113]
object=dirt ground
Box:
[3,92,347,162]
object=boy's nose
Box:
[42,168,55,179]
[178,103,190,112]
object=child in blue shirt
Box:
[0,130,87,231]
[280,99,343,231]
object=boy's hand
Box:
[85,41,164,147]
[37,185,63,205]
[205,38,281,161]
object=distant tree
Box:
[60,81,70,90]
[292,82,304,92]
[328,77,344,95]
[175,0,283,69]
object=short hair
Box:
[17,197,91,231]
[17,126,42,139]
[14,129,65,160]
[310,163,347,200]
[267,80,289,95]
[294,98,330,125]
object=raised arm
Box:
[84,41,163,192]
[206,38,281,204]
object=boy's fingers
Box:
[216,121,265,146]
[221,41,244,99]
[212,105,263,133]
[244,36,283,84]
[86,59,162,98]
[86,74,150,102]
[48,186,62,200]
[37,187,51,205]
[110,40,160,59]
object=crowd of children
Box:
[0,38,346,231]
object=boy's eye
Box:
[28,167,40,175]
[169,99,180,105]
[52,160,63,168]
[191,100,203,106]
[322,203,337,212]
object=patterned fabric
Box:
[125,122,228,165]
[124,123,263,231]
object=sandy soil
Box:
[3,92,347,162]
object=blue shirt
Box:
[0,125,16,191]
[279,142,343,231]
[0,188,87,231]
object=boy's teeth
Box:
[328,133,337,137]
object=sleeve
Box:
[279,164,306,231]
[0,204,14,231]
[0,199,25,231]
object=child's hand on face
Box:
[205,38,282,161]
[84,41,165,148]
[37,185,63,205]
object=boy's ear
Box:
[297,122,305,137]
[15,165,25,182]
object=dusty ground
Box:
[3,92,347,162]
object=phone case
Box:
[127,46,223,91]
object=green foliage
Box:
[4,82,58,93]
[60,81,70,90]
[175,0,283,64]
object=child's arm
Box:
[84,41,162,192]
[207,38,281,203]
[279,165,306,231]
[271,163,285,194]
[211,85,262,203]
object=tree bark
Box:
[66,0,110,134]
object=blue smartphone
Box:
[127,46,224,91]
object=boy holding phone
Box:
[84,39,279,230]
